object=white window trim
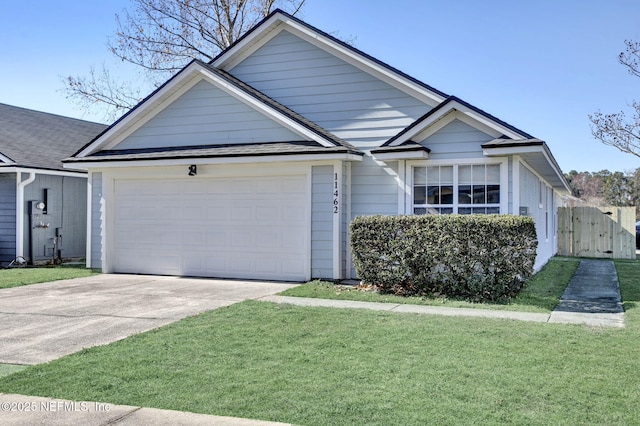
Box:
[405,158,509,215]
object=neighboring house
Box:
[66,10,570,281]
[0,103,107,265]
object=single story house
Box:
[0,103,107,265]
[66,9,570,281]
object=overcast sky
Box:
[1,0,639,173]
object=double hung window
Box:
[413,164,501,215]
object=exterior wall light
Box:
[188,165,197,176]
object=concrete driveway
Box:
[0,274,298,365]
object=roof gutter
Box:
[63,152,364,169]
[16,171,36,260]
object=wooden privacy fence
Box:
[557,206,636,259]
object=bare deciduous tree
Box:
[589,40,640,159]
[65,0,305,121]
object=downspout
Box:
[16,171,36,261]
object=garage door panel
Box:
[256,206,278,221]
[256,230,280,249]
[183,231,206,246]
[183,207,206,220]
[229,257,253,274]
[205,256,226,272]
[116,250,182,275]
[231,205,254,221]
[230,180,254,194]
[182,254,205,273]
[283,176,306,192]
[206,230,229,247]
[283,206,306,222]
[283,232,305,250]
[231,230,253,249]
[114,175,309,281]
[255,257,279,275]
[256,178,278,193]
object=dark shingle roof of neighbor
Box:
[0,103,107,172]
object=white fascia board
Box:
[390,109,456,146]
[214,14,445,107]
[65,153,363,169]
[213,14,284,69]
[0,166,86,178]
[197,69,336,147]
[0,153,15,164]
[452,102,525,140]
[372,150,429,161]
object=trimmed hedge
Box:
[350,215,538,302]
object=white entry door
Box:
[112,174,309,281]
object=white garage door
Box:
[113,175,309,281]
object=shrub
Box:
[350,215,537,302]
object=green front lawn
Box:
[281,257,580,313]
[0,260,637,425]
[0,266,97,289]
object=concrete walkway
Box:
[261,259,625,328]
[548,259,624,327]
[0,393,291,425]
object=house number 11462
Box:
[333,172,339,214]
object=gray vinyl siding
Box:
[0,174,16,265]
[113,80,303,150]
[351,156,399,217]
[61,176,87,257]
[311,165,333,279]
[348,157,398,279]
[23,174,87,262]
[90,172,103,269]
[229,30,430,147]
[418,119,493,159]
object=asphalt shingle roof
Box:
[0,103,107,172]
[64,141,359,163]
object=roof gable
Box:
[74,60,354,159]
[212,9,448,107]
[384,96,533,147]
[226,29,432,147]
[110,79,305,150]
